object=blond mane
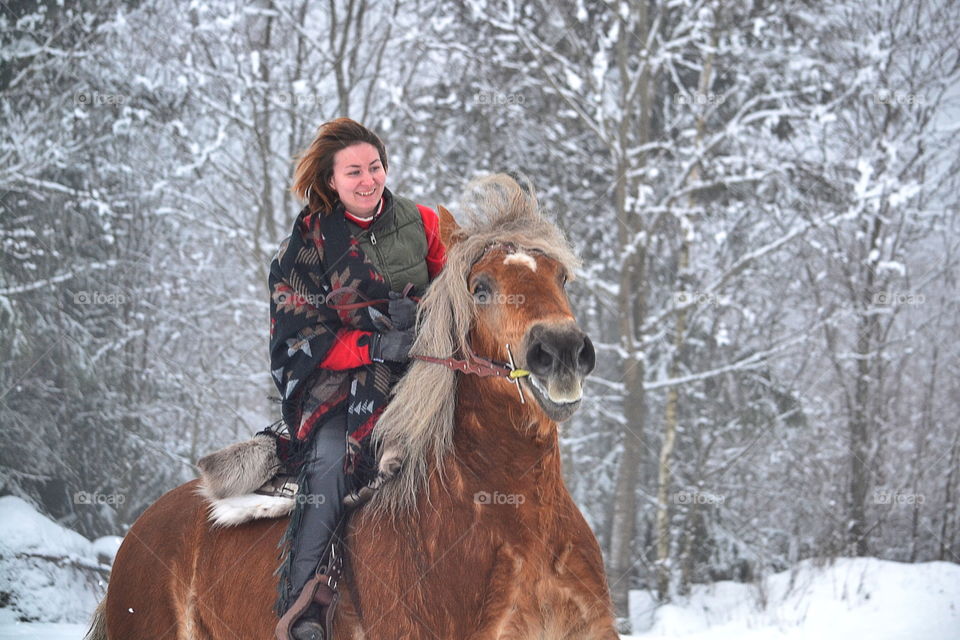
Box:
[369,174,580,515]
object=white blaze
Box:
[503,251,537,271]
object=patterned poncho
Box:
[268,198,413,481]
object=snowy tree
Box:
[1,1,958,627]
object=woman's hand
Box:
[387,290,417,330]
[370,328,415,363]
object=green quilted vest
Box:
[345,190,430,293]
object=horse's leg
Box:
[465,543,524,640]
[552,539,620,640]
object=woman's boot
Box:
[276,414,347,640]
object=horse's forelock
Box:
[369,174,579,515]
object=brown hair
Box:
[291,118,389,214]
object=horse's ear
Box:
[437,205,462,249]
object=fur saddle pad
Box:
[196,434,298,527]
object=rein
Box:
[413,344,530,405]
[324,285,530,388]
[412,351,529,380]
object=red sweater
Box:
[319,203,445,369]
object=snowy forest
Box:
[2,0,959,628]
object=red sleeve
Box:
[319,329,373,370]
[417,204,447,280]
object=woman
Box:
[268,118,445,640]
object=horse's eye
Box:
[473,281,492,303]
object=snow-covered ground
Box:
[0,496,117,626]
[0,496,115,639]
[627,556,960,640]
[1,496,957,639]
[0,610,85,640]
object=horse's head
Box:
[440,207,595,422]
[373,174,593,512]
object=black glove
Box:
[387,290,417,330]
[370,328,415,363]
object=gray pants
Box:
[288,412,348,603]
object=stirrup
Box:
[276,575,336,640]
[291,611,325,640]
[278,520,346,640]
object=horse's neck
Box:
[451,376,563,482]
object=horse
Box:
[86,174,619,640]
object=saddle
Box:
[195,433,300,526]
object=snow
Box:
[90,537,123,565]
[854,158,874,199]
[0,610,84,640]
[626,557,960,639]
[889,182,921,207]
[0,497,94,568]
[0,497,104,625]
[876,260,906,277]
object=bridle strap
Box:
[412,342,530,380]
[412,354,526,379]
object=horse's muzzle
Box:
[521,322,595,419]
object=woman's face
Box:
[328,142,387,218]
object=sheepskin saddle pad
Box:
[195,434,298,527]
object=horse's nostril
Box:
[526,328,596,377]
[526,342,554,374]
[578,335,596,373]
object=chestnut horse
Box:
[87,174,619,640]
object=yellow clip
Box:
[505,344,527,405]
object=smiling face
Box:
[328,142,387,218]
